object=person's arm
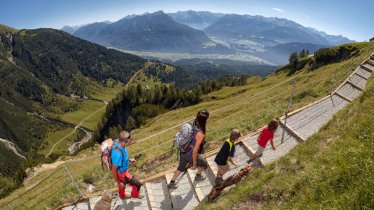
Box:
[228,145,237,165]
[192,132,204,169]
[270,138,275,150]
[228,157,237,166]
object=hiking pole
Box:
[169,140,175,158]
[134,152,143,160]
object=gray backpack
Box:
[174,122,195,153]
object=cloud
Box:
[272,7,284,13]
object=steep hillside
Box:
[196,62,374,210]
[0,25,146,196]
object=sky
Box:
[0,0,373,41]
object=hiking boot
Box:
[168,182,178,189]
[195,173,206,181]
[214,176,223,186]
[133,194,144,199]
[120,195,131,199]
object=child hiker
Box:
[214,129,241,186]
[247,118,279,163]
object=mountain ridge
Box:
[74,11,231,54]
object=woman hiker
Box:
[168,109,210,188]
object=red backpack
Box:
[100,139,124,171]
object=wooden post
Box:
[281,77,297,143]
[207,165,253,201]
[63,164,84,196]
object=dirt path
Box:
[0,138,26,159]
[45,100,107,158]
[68,128,92,154]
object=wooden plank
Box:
[346,80,364,91]
[187,169,205,202]
[334,92,352,102]
[278,121,304,142]
[332,65,361,95]
[282,95,331,119]
[361,64,373,73]
[145,182,159,210]
[141,168,176,183]
[355,72,368,80]
[366,59,374,66]
[240,141,264,167]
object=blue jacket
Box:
[111,140,129,172]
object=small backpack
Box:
[100,139,124,171]
[174,122,195,153]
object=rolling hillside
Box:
[0,24,210,197]
[1,41,372,209]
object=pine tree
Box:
[289,52,299,65]
[136,83,143,97]
[194,85,203,103]
[299,49,307,58]
[125,116,136,131]
[153,85,162,103]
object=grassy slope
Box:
[196,72,374,208]
[1,42,373,209]
[197,77,374,210]
[60,100,106,130]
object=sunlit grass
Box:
[59,100,106,130]
[196,73,374,210]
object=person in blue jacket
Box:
[111,131,143,199]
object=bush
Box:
[314,43,363,66]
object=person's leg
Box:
[248,146,264,163]
[215,164,228,186]
[171,170,181,181]
[123,171,142,198]
[117,172,127,199]
[168,155,188,188]
[195,156,207,181]
[129,178,142,198]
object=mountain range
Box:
[73,11,230,54]
[63,10,354,65]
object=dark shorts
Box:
[177,152,207,172]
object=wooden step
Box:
[361,64,373,72]
[145,178,173,210]
[165,171,199,210]
[284,94,348,140]
[187,167,214,202]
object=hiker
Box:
[111,131,144,199]
[214,129,241,186]
[247,118,279,163]
[168,109,210,188]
